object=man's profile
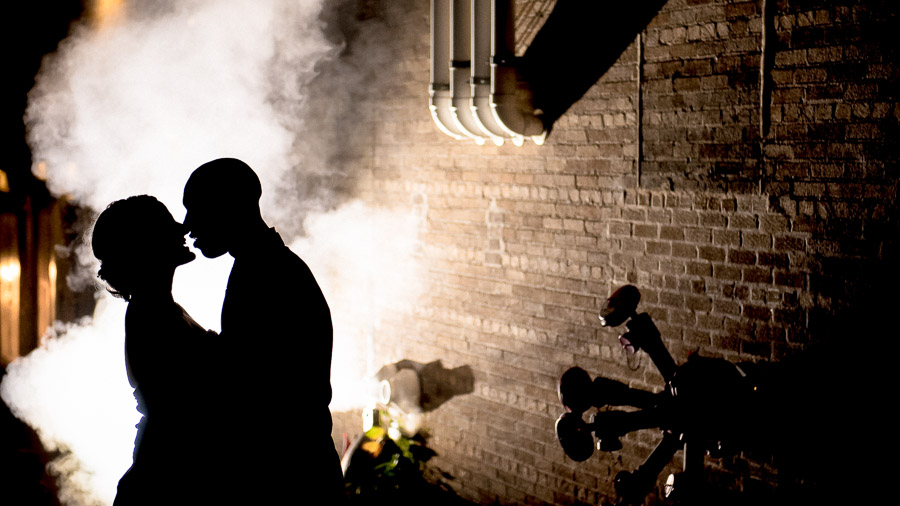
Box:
[183,158,343,502]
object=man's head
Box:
[183,158,263,258]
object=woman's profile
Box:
[92,195,216,505]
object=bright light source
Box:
[92,0,125,28]
[49,257,58,285]
[0,259,21,282]
[33,162,49,181]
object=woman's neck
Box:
[130,269,176,303]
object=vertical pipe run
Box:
[472,0,510,145]
[759,0,775,139]
[490,0,545,143]
[430,0,545,144]
[450,0,488,143]
[430,0,468,140]
[636,31,644,188]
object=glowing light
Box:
[0,169,9,192]
[40,257,59,346]
[91,0,126,28]
[33,162,49,181]
[49,257,58,285]
[1,213,20,364]
[362,407,375,432]
[0,259,20,282]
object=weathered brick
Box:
[743,267,772,284]
[634,223,659,238]
[686,295,713,312]
[760,215,791,233]
[742,232,772,249]
[685,227,713,243]
[774,308,806,327]
[660,291,684,308]
[728,249,757,265]
[775,271,806,288]
[743,305,772,321]
[674,210,700,225]
[713,230,742,246]
[609,221,632,237]
[774,235,807,251]
[647,241,672,255]
[758,252,790,268]
[349,3,900,504]
[672,243,699,258]
[660,225,685,241]
[714,265,742,281]
[729,214,758,229]
[687,261,712,276]
[700,212,728,228]
[713,299,741,315]
[699,245,727,262]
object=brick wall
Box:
[326,0,898,503]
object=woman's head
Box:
[91,195,195,301]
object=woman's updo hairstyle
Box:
[91,195,179,301]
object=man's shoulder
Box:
[230,243,321,297]
[237,241,311,275]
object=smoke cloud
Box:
[1,1,422,505]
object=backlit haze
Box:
[0,1,423,504]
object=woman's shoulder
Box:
[125,298,184,336]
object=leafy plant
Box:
[343,409,466,505]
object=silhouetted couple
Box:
[92,159,344,504]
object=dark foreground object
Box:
[556,284,878,505]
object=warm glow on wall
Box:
[49,257,57,286]
[1,258,21,363]
[33,162,48,181]
[91,0,125,28]
[0,260,20,283]
[1,212,20,364]
[38,256,58,347]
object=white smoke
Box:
[1,1,422,505]
[291,201,425,412]
[25,0,330,214]
[1,299,134,506]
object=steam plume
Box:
[1,1,422,505]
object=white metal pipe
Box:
[490,0,545,143]
[430,0,545,145]
[471,0,510,145]
[430,0,467,140]
[450,0,489,144]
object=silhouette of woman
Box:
[92,195,216,505]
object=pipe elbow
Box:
[490,94,544,138]
[430,88,467,140]
[490,87,546,145]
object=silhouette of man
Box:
[183,158,344,502]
